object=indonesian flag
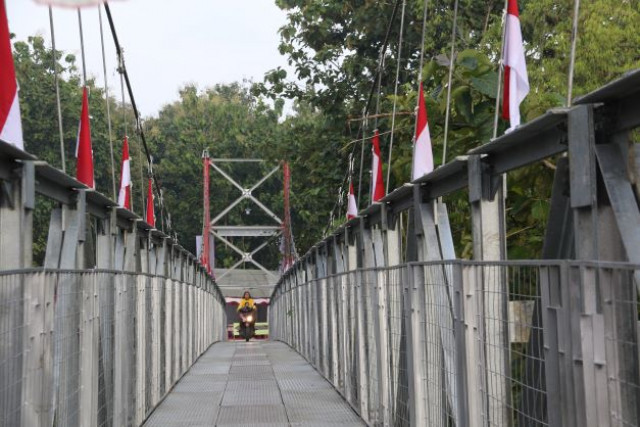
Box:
[76,86,94,188]
[502,0,529,130]
[0,1,23,149]
[118,136,132,210]
[346,179,358,220]
[370,130,385,203]
[412,82,434,180]
[146,177,155,227]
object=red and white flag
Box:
[0,1,23,149]
[146,177,155,227]
[76,86,94,188]
[412,82,434,180]
[346,179,358,220]
[370,130,385,203]
[502,0,529,130]
[118,136,132,210]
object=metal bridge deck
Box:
[143,341,365,427]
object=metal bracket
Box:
[0,180,14,209]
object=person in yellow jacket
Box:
[237,291,256,312]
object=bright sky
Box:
[6,0,292,117]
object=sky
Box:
[6,0,293,117]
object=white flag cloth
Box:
[0,1,23,149]
[118,136,132,210]
[412,82,433,180]
[346,180,358,219]
[370,130,385,203]
[33,0,124,8]
[502,0,530,130]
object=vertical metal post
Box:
[539,265,565,427]
[354,266,370,422]
[360,220,380,423]
[135,273,146,424]
[164,277,173,390]
[452,262,469,426]
[372,227,391,426]
[468,155,509,426]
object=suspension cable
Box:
[48,6,65,173]
[566,0,581,106]
[103,3,166,231]
[355,0,403,206]
[386,0,407,194]
[98,6,117,200]
[442,0,460,166]
[417,0,430,86]
[324,0,403,233]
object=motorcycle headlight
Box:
[247,315,253,322]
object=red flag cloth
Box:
[0,1,23,149]
[412,82,434,180]
[502,0,529,130]
[370,130,385,203]
[76,86,94,188]
[117,136,132,210]
[346,179,358,219]
[146,177,155,227]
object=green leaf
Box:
[470,72,498,98]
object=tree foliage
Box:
[255,0,640,259]
[13,0,640,264]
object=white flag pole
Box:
[492,0,509,140]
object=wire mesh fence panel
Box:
[469,264,549,427]
[97,272,115,427]
[420,263,458,427]
[361,268,380,423]
[0,269,225,427]
[347,270,360,408]
[593,265,640,427]
[269,260,640,427]
[0,273,25,427]
[54,272,82,426]
[387,266,410,426]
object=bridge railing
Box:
[270,69,640,427]
[0,138,227,426]
[270,260,640,427]
[0,268,226,427]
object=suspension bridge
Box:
[2,1,640,427]
[1,68,640,426]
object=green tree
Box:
[146,83,285,267]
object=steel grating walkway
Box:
[143,341,366,427]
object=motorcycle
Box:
[238,306,257,341]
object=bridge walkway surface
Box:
[143,341,366,427]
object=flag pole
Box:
[386,0,406,194]
[415,0,429,134]
[77,9,87,86]
[48,6,66,173]
[441,0,460,166]
[356,108,366,207]
[566,0,580,107]
[492,0,509,139]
